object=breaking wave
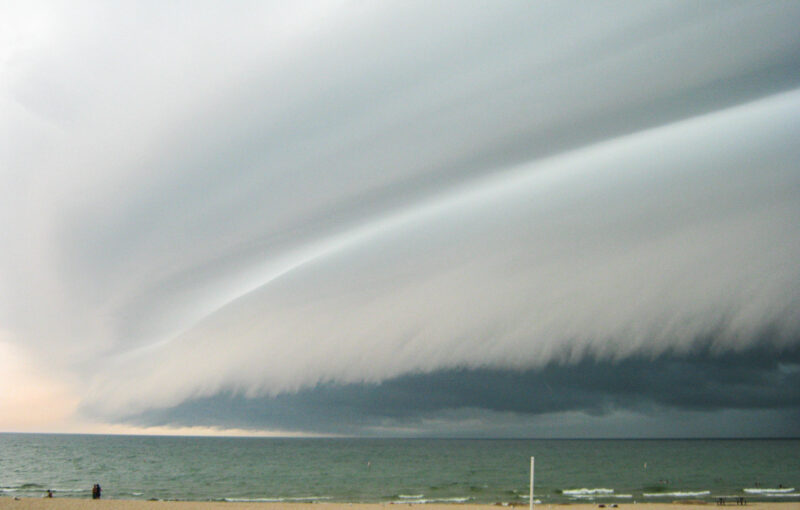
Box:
[563,488,615,496]
[223,496,333,502]
[390,497,473,504]
[644,491,711,498]
[743,488,794,494]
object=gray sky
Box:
[1,1,799,436]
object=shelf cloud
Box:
[2,1,799,435]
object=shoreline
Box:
[1,500,799,510]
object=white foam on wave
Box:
[744,488,795,494]
[224,498,282,503]
[563,488,615,496]
[2,486,87,494]
[398,494,424,499]
[224,496,333,503]
[644,491,711,498]
[391,497,473,504]
[571,495,633,500]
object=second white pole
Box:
[529,456,535,510]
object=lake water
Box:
[0,435,798,503]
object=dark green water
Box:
[0,435,798,503]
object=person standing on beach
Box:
[92,484,101,499]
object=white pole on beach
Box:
[530,456,535,510]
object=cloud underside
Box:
[127,343,800,437]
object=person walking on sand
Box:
[92,484,102,499]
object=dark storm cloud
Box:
[127,342,800,437]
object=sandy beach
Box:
[1,501,799,510]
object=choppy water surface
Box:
[1,435,798,503]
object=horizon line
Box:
[2,431,798,441]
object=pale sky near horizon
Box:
[1,1,800,437]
